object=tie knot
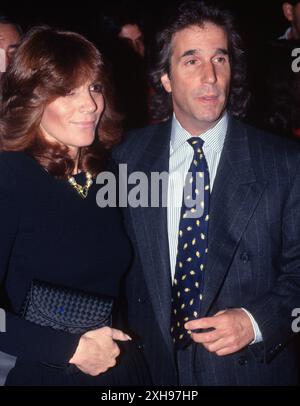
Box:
[188,137,204,150]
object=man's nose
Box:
[201,62,217,84]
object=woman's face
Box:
[40,80,104,157]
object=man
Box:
[0,16,22,73]
[118,22,145,58]
[114,1,300,385]
[280,1,300,39]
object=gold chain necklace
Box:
[67,172,93,198]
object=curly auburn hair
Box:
[0,26,122,178]
[150,0,250,122]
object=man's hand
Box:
[184,308,255,356]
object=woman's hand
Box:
[69,326,131,376]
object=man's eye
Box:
[213,57,226,64]
[90,84,103,93]
[186,59,197,66]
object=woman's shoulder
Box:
[0,151,40,184]
[0,151,39,172]
[0,150,27,166]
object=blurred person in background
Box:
[94,10,151,130]
[280,0,300,39]
[261,40,300,138]
[0,15,22,74]
[118,19,145,58]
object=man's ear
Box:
[161,73,172,93]
[282,2,294,22]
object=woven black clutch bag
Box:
[21,280,114,334]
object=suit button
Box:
[138,344,145,350]
[240,252,249,264]
[137,297,145,304]
[238,356,248,366]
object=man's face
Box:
[0,23,21,71]
[118,24,145,57]
[283,2,300,39]
[161,23,231,135]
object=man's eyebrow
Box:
[180,48,229,58]
[180,49,198,58]
[215,48,229,55]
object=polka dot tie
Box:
[171,137,210,349]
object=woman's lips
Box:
[71,121,96,128]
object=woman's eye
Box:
[90,84,103,93]
[65,90,76,96]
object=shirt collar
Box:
[278,27,292,40]
[170,112,228,154]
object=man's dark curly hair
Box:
[150,0,250,122]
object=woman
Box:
[0,26,149,386]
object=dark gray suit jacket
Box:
[113,117,300,386]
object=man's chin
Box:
[195,111,224,127]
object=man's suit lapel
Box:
[128,120,174,353]
[201,118,268,316]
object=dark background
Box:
[0,0,291,86]
[0,0,290,42]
